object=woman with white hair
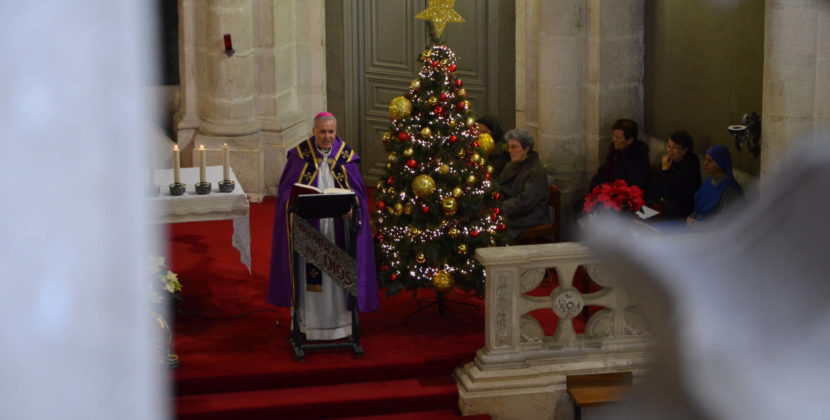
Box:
[496,129,551,242]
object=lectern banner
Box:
[291,216,357,294]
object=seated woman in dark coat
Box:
[687,144,743,228]
[647,130,701,219]
[590,119,650,191]
[477,115,510,179]
[497,129,551,242]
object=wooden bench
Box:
[566,372,633,419]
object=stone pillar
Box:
[516,0,644,236]
[175,0,328,201]
[517,0,588,237]
[585,0,645,173]
[762,0,830,174]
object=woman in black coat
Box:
[648,130,701,219]
[497,129,550,242]
[589,119,650,191]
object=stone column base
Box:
[192,131,264,202]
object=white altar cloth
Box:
[150,166,251,272]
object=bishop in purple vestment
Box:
[268,113,379,315]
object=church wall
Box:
[644,0,765,176]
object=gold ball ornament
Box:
[457,88,467,98]
[463,100,472,110]
[410,227,421,237]
[388,186,396,194]
[441,196,458,215]
[387,152,398,162]
[439,164,450,175]
[432,270,454,293]
[471,152,481,163]
[477,133,495,156]
[486,165,494,174]
[449,228,459,238]
[466,175,477,185]
[383,132,394,145]
[456,149,465,158]
[421,50,432,61]
[448,119,458,127]
[376,181,384,189]
[394,202,404,215]
[478,157,486,166]
[420,127,432,138]
[404,204,414,215]
[428,96,438,106]
[389,96,413,120]
[457,244,468,254]
[416,253,426,264]
[441,58,449,66]
[452,187,463,198]
[386,162,393,170]
[410,79,421,90]
[411,174,437,198]
[466,117,476,128]
[403,148,414,157]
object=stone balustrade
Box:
[455,242,654,419]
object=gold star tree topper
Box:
[416,0,465,38]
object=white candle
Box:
[199,144,206,183]
[222,143,230,180]
[173,144,181,184]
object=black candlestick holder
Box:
[169,182,186,196]
[219,179,235,193]
[149,184,160,197]
[195,181,212,195]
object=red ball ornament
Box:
[376,201,386,211]
[471,230,480,238]
[466,161,474,167]
[497,224,507,231]
[406,158,417,168]
[380,265,389,271]
[390,273,398,281]
[430,60,439,68]
[456,101,466,111]
[494,208,502,216]
[440,92,449,101]
[484,172,491,181]
[473,141,480,148]
[490,213,498,222]
[421,205,430,214]
[449,135,458,143]
[493,192,502,200]
[434,106,444,116]
[387,176,395,185]
[449,64,457,72]
[454,79,463,87]
[397,132,410,141]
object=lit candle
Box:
[222,143,230,180]
[173,144,181,184]
[199,144,206,183]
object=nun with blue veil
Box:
[686,144,743,228]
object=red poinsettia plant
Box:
[583,179,645,214]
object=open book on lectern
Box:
[291,183,356,219]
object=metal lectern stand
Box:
[288,192,363,361]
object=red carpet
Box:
[167,198,490,419]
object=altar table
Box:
[150,166,251,272]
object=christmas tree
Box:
[373,4,507,297]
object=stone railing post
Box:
[456,242,653,419]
